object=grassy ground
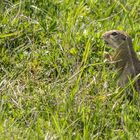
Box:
[0,0,140,139]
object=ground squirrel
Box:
[102,30,140,92]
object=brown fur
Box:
[102,30,140,92]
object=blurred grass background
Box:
[0,0,140,139]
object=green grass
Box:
[0,0,140,139]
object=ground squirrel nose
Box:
[102,33,105,37]
[102,33,108,39]
[101,34,106,39]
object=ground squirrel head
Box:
[102,30,132,49]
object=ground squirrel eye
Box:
[111,32,118,36]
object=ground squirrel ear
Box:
[122,36,127,41]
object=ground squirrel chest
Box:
[102,30,140,91]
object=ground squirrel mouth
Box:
[104,40,109,45]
